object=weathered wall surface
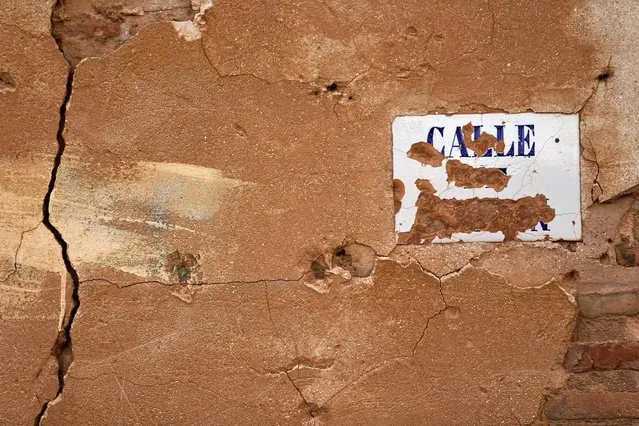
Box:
[1,0,638,424]
[0,0,68,423]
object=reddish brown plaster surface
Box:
[400,190,556,243]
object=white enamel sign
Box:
[393,113,581,243]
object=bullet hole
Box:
[233,123,248,139]
[596,67,613,81]
[554,138,560,143]
[0,72,12,83]
[311,83,341,96]
[306,403,325,417]
[406,26,418,37]
[332,243,376,277]
[562,270,579,281]
[599,252,610,265]
[0,71,15,91]
[310,259,327,279]
[607,238,613,243]
[165,250,201,283]
[347,95,353,101]
[177,267,189,282]
[333,248,349,264]
[326,82,338,92]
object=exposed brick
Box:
[565,371,639,393]
[577,292,639,318]
[574,316,639,343]
[545,391,639,420]
[577,264,639,296]
[564,342,639,372]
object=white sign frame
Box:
[393,113,581,243]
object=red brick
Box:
[577,292,639,318]
[574,316,639,343]
[565,370,639,393]
[545,391,639,420]
[564,342,639,372]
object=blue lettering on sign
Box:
[449,127,470,158]
[427,126,446,156]
[517,124,535,157]
[422,123,536,158]
[531,221,550,232]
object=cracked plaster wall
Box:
[1,0,638,424]
[0,1,69,423]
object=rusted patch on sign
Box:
[393,179,405,213]
[462,122,506,157]
[407,141,445,167]
[446,160,511,192]
[398,189,556,244]
[415,178,437,194]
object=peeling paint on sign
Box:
[393,113,581,243]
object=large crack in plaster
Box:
[35,2,80,423]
